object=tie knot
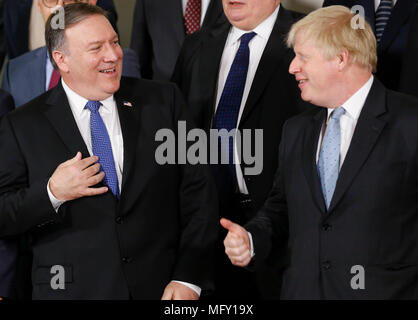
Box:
[331,107,345,120]
[240,32,256,47]
[85,100,102,112]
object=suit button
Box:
[322,261,331,270]
[323,223,332,231]
[122,257,132,263]
[115,216,123,224]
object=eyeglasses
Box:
[42,0,91,9]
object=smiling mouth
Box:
[100,67,116,74]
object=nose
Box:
[103,42,122,63]
[289,56,301,75]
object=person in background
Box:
[323,0,418,94]
[172,0,309,299]
[2,0,118,60]
[130,0,224,81]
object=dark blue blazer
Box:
[3,0,118,60]
[2,46,141,108]
[323,0,418,92]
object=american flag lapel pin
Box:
[123,101,133,107]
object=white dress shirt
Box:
[47,79,200,296]
[182,0,211,25]
[316,76,374,167]
[215,5,280,194]
[375,0,397,11]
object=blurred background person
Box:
[400,4,418,97]
[323,0,418,94]
[130,0,225,81]
[2,0,118,61]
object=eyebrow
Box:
[86,36,119,46]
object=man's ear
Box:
[52,50,69,74]
[337,49,350,71]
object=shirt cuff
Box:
[171,281,201,296]
[47,178,65,212]
[248,231,255,258]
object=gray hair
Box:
[45,3,109,70]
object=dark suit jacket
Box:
[400,5,418,97]
[0,87,14,117]
[2,46,141,108]
[0,0,6,67]
[172,6,309,297]
[323,0,418,92]
[0,78,218,299]
[0,88,16,299]
[130,0,224,81]
[3,0,118,60]
[246,79,418,299]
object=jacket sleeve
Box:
[0,114,62,238]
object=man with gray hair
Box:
[0,3,218,299]
[222,5,418,299]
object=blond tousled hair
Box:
[287,5,377,72]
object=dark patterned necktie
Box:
[85,100,120,199]
[375,0,393,44]
[184,0,201,35]
[213,32,257,183]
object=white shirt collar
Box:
[61,78,115,118]
[327,75,374,121]
[228,4,280,45]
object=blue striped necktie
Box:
[375,0,393,44]
[317,107,345,209]
[213,32,256,181]
[85,100,120,199]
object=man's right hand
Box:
[220,218,252,267]
[49,152,108,201]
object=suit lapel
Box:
[302,109,327,213]
[114,94,139,195]
[378,0,415,53]
[327,79,388,214]
[42,82,90,158]
[239,6,294,125]
[198,22,230,132]
[173,0,186,45]
[202,0,225,28]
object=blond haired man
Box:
[221,6,418,299]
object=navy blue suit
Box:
[323,0,418,92]
[2,46,140,108]
[0,88,16,298]
[3,0,118,60]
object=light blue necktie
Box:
[85,100,120,199]
[375,0,393,44]
[317,107,345,209]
